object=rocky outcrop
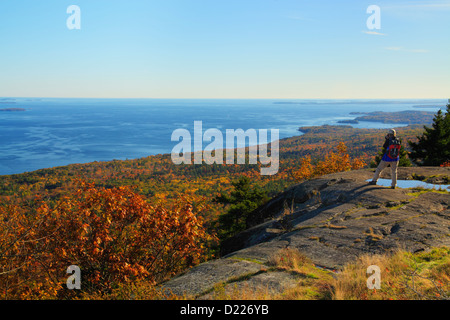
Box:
[162,167,450,298]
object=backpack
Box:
[387,138,401,159]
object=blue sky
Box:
[0,0,449,99]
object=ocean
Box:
[0,98,445,176]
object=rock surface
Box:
[162,167,450,298]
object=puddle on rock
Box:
[366,179,450,190]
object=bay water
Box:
[0,98,445,175]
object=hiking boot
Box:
[368,181,377,185]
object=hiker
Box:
[369,129,401,189]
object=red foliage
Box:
[0,183,214,299]
[440,160,450,167]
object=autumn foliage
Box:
[294,142,366,181]
[0,183,213,299]
[1,125,431,300]
[441,160,450,167]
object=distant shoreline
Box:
[0,108,26,112]
[0,101,444,176]
[337,110,436,125]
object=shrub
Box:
[0,182,213,299]
[294,142,366,181]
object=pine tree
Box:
[408,102,450,166]
[214,176,268,241]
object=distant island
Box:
[349,112,367,115]
[337,119,359,124]
[338,110,436,125]
[273,101,319,105]
[0,108,26,112]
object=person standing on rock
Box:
[369,129,401,189]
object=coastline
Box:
[0,98,444,176]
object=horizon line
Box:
[1,96,448,101]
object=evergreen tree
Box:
[214,176,268,241]
[408,102,450,166]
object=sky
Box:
[0,0,449,99]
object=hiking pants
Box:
[372,160,399,187]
